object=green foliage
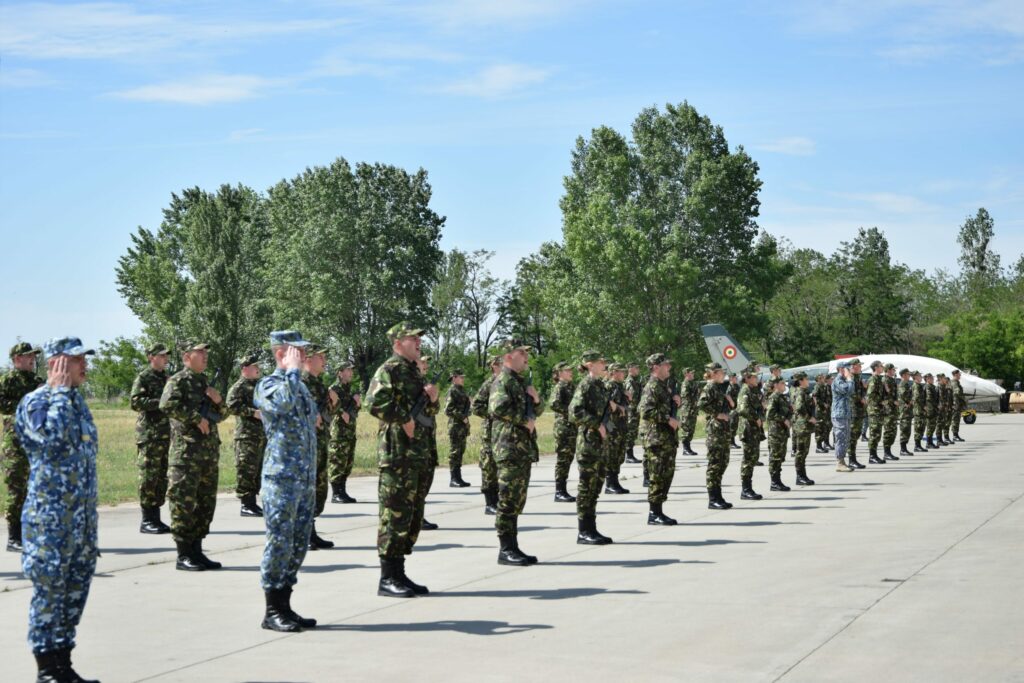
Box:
[86,337,146,400]
[929,310,1024,384]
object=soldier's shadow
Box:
[543,558,710,568]
[617,538,764,547]
[437,587,647,600]
[315,619,554,635]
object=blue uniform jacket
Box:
[254,368,318,482]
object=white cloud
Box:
[835,191,938,214]
[438,64,550,98]
[755,136,817,156]
[404,0,588,30]
[0,66,56,88]
[110,74,281,105]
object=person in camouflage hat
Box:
[472,354,503,514]
[866,360,888,465]
[846,359,867,468]
[602,362,631,496]
[444,367,472,488]
[327,360,360,503]
[790,372,816,486]
[624,362,643,463]
[254,330,319,632]
[882,363,900,459]
[812,373,832,453]
[130,342,172,534]
[923,373,940,448]
[366,322,438,597]
[488,339,543,566]
[159,340,224,571]
[301,345,334,550]
[727,373,742,449]
[734,370,765,500]
[765,377,793,490]
[16,337,101,682]
[950,369,967,442]
[569,351,614,545]
[1,341,43,552]
[937,373,953,445]
[414,355,440,532]
[897,368,915,456]
[911,371,927,452]
[548,361,578,503]
[679,367,700,456]
[640,353,679,525]
[831,362,856,472]
[227,352,266,517]
[698,362,735,508]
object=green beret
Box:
[146,343,169,356]
[646,352,671,368]
[9,342,41,358]
[386,321,425,343]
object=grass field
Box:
[0,404,706,514]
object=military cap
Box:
[769,364,781,371]
[936,372,946,379]
[951,368,961,376]
[9,342,41,358]
[269,330,309,348]
[848,358,862,366]
[870,360,883,370]
[705,362,724,373]
[306,343,327,356]
[580,350,605,363]
[608,362,626,372]
[912,370,922,377]
[646,352,671,368]
[386,321,425,343]
[336,360,354,371]
[420,355,432,363]
[627,362,640,369]
[146,343,169,356]
[899,368,910,376]
[836,360,849,369]
[924,372,933,378]
[555,361,573,372]
[683,367,694,375]
[488,353,502,366]
[179,339,211,353]
[815,373,825,381]
[450,367,464,378]
[496,339,532,355]
[884,362,895,371]
[43,336,95,357]
[792,371,807,381]
[238,352,261,367]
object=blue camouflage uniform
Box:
[15,338,98,656]
[831,366,855,462]
[254,359,318,591]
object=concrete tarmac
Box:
[2,415,1022,682]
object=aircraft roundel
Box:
[723,345,738,360]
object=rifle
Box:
[201,368,223,425]
[670,379,681,420]
[601,400,617,435]
[524,369,536,422]
[411,370,442,429]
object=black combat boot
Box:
[309,522,335,550]
[449,467,471,488]
[943,434,953,445]
[397,556,429,595]
[682,440,698,456]
[592,516,613,544]
[914,439,926,453]
[731,439,741,449]
[512,524,538,564]
[577,516,612,545]
[56,648,98,683]
[624,451,642,464]
[193,539,222,569]
[868,448,884,465]
[420,519,438,531]
[240,495,263,517]
[740,476,763,500]
[900,442,912,456]
[484,486,499,514]
[140,505,171,534]
[884,445,899,461]
[331,478,357,504]
[647,502,678,525]
[795,464,814,486]
[954,434,965,442]
[847,454,866,469]
[282,587,317,627]
[7,519,23,552]
[34,650,68,683]
[769,473,791,492]
[708,486,732,509]
[755,459,765,466]
[497,534,531,566]
[175,540,205,572]
[378,557,416,597]
[926,436,936,449]
[553,480,576,503]
[815,441,826,454]
[262,588,304,630]
[642,463,650,487]
[603,473,629,494]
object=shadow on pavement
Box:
[685,521,809,527]
[438,587,647,600]
[617,538,764,547]
[543,558,711,568]
[100,546,172,555]
[314,619,554,635]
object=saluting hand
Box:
[282,345,303,371]
[48,355,72,388]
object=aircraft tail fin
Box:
[701,324,753,376]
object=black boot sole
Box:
[740,493,763,500]
[140,525,170,534]
[262,618,303,632]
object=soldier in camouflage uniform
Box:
[790,372,817,486]
[923,373,939,448]
[735,370,765,500]
[640,353,679,525]
[130,343,172,534]
[473,355,502,514]
[847,360,867,468]
[937,374,953,445]
[548,361,578,502]
[897,368,915,455]
[327,361,360,503]
[950,369,967,442]
[254,331,319,632]
[831,362,856,472]
[414,355,440,532]
[866,360,888,465]
[698,362,735,508]
[911,371,927,452]
[227,352,266,517]
[679,368,700,456]
[159,340,224,572]
[624,363,643,463]
[16,337,100,682]
[603,362,631,495]
[1,341,42,552]
[882,363,900,460]
[812,374,831,453]
[367,322,439,597]
[727,374,741,449]
[569,351,614,544]
[489,339,544,566]
[301,346,334,550]
[444,368,472,488]
[765,377,793,490]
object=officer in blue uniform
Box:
[253,330,319,632]
[15,336,100,683]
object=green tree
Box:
[498,246,560,357]
[429,248,471,366]
[929,310,1024,385]
[459,250,507,368]
[87,337,146,401]
[763,247,834,365]
[957,208,1002,302]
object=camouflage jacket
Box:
[852,376,868,417]
[765,391,793,435]
[884,375,899,414]
[937,384,952,414]
[735,384,764,437]
[898,379,915,417]
[866,374,886,415]
[912,381,927,416]
[697,380,731,435]
[680,378,700,414]
[254,368,317,481]
[159,367,223,443]
[328,380,359,435]
[792,387,815,434]
[812,382,831,416]
[569,375,609,434]
[444,382,471,430]
[472,376,495,420]
[301,371,331,436]
[488,367,538,464]
[951,379,967,411]
[639,375,675,447]
[367,353,438,466]
[626,376,643,411]
[226,376,263,442]
[129,367,170,442]
[0,368,44,453]
[924,383,938,416]
[548,379,575,421]
[726,382,741,413]
[605,378,629,431]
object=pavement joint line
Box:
[772,481,1024,682]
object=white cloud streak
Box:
[110,74,283,105]
[755,136,817,156]
[438,63,550,98]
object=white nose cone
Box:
[960,374,1005,399]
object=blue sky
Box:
[2,0,1023,351]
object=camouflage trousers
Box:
[914,413,926,442]
[314,432,328,516]
[479,420,497,493]
[553,417,577,483]
[575,428,607,520]
[899,411,914,446]
[815,416,832,446]
[739,425,761,480]
[645,442,676,505]
[680,411,698,442]
[496,459,532,537]
[951,411,962,438]
[137,438,170,508]
[938,412,951,439]
[626,413,640,451]
[604,428,626,476]
[328,427,356,484]
[792,429,812,468]
[867,411,884,452]
[832,417,851,461]
[926,413,937,439]
[1,441,28,528]
[705,424,731,489]
[234,436,265,500]
[849,414,865,456]
[730,412,740,440]
[767,428,788,476]
[23,527,96,655]
[377,458,432,559]
[167,437,220,543]
[447,423,469,470]
[883,413,898,448]
[260,473,314,590]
